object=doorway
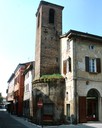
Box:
[87,89,99,121]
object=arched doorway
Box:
[87,89,99,121]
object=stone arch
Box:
[86,88,100,121]
[87,88,100,97]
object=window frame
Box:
[89,58,97,72]
[85,56,101,73]
[25,84,29,92]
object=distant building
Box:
[7,73,15,113]
[23,61,34,118]
[7,62,34,116]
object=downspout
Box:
[73,38,77,124]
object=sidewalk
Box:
[10,114,102,128]
[10,114,41,128]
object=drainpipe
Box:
[74,78,77,124]
[73,38,77,124]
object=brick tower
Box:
[35,1,64,79]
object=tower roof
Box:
[36,0,64,16]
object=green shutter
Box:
[97,58,101,73]
[85,56,89,72]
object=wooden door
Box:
[79,96,87,123]
[87,99,98,121]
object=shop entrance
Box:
[87,89,99,121]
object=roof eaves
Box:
[60,29,102,42]
[23,62,33,75]
[7,73,15,83]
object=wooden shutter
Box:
[97,58,101,73]
[63,61,67,75]
[79,96,87,123]
[85,56,89,72]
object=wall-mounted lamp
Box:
[86,81,89,85]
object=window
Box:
[14,76,19,84]
[63,57,71,75]
[68,57,71,72]
[63,60,67,75]
[89,58,96,72]
[66,40,70,51]
[49,9,55,24]
[85,57,101,73]
[66,92,68,101]
[66,104,70,120]
[25,84,29,92]
[89,45,94,50]
[25,72,29,79]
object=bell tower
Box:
[35,1,64,79]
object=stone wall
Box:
[32,78,65,124]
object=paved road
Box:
[0,111,28,128]
[0,111,102,128]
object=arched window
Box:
[49,9,55,24]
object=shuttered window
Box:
[63,57,72,75]
[97,58,101,73]
[85,57,89,72]
[63,61,67,75]
[85,57,101,73]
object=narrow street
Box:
[0,111,28,128]
[0,111,102,128]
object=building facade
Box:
[6,0,102,124]
[7,62,33,116]
[33,1,102,124]
[60,30,102,123]
[13,63,26,116]
[33,1,65,124]
[7,73,15,113]
[23,61,34,119]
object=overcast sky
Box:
[0,0,102,96]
